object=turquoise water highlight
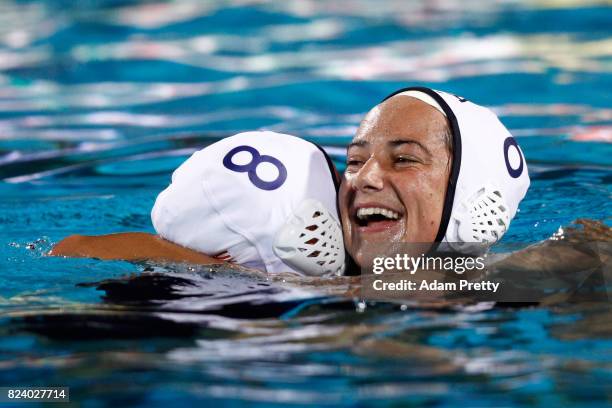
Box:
[0,1,611,406]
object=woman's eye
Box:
[345,159,364,171]
[395,156,415,164]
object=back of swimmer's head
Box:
[151,131,345,276]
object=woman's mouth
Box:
[353,206,402,233]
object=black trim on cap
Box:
[310,141,360,275]
[311,142,341,192]
[310,141,342,234]
[381,86,462,243]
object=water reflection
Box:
[0,0,610,406]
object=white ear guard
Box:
[445,184,512,253]
[273,199,345,276]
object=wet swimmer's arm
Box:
[49,232,221,264]
[491,219,611,273]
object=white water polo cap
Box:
[151,131,345,276]
[384,87,530,251]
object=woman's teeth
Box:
[356,207,400,220]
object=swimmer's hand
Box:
[49,232,221,265]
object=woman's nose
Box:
[353,159,384,192]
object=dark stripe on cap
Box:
[310,140,359,275]
[381,86,462,243]
[310,142,341,192]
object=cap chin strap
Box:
[273,199,346,277]
[445,184,511,254]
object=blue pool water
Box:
[0,1,611,406]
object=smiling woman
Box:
[340,92,452,267]
[341,87,531,269]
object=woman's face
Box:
[339,96,452,268]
